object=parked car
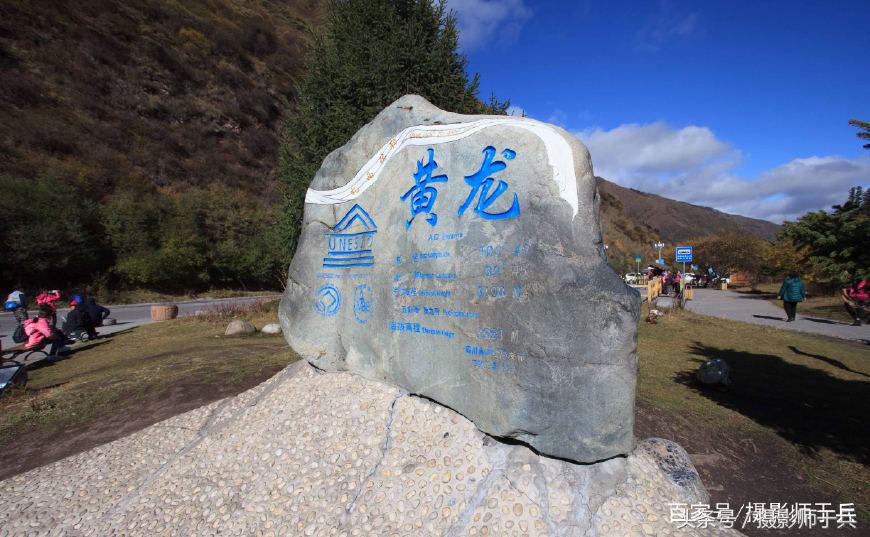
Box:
[682,273,697,285]
[624,273,643,284]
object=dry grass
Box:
[185,297,280,323]
[0,301,295,446]
[637,305,869,518]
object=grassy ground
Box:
[733,283,856,323]
[1,298,867,532]
[0,300,296,479]
[636,305,869,534]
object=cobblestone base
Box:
[0,362,740,536]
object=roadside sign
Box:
[657,258,664,265]
[634,255,641,262]
[675,246,693,263]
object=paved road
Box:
[686,288,870,342]
[0,295,278,349]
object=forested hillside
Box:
[0,0,320,291]
[0,0,780,295]
[597,178,780,273]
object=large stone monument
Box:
[280,95,640,463]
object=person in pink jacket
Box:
[23,305,63,357]
[35,290,61,327]
[842,279,869,326]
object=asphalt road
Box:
[686,288,870,343]
[0,295,278,349]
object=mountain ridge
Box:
[597,177,780,242]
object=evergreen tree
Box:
[278,0,508,259]
[848,119,870,149]
[780,188,870,284]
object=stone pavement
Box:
[686,289,870,343]
[0,362,739,536]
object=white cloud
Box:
[575,122,870,223]
[578,122,732,174]
[445,0,532,51]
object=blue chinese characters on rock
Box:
[401,148,448,229]
[392,145,527,373]
[458,146,520,220]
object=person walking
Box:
[777,271,806,322]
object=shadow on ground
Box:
[674,343,870,464]
[752,314,786,322]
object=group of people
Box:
[777,273,868,326]
[660,269,683,296]
[4,289,111,360]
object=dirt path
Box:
[686,289,870,342]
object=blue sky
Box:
[446,0,870,222]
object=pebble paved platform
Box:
[0,362,740,536]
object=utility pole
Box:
[653,241,664,265]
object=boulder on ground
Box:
[225,319,255,336]
[102,318,117,326]
[697,358,731,386]
[261,323,282,335]
[279,95,640,463]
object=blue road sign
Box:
[634,255,642,262]
[675,246,693,263]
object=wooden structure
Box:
[150,304,179,321]
[729,271,753,287]
[646,279,662,303]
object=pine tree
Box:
[782,188,870,284]
[277,0,507,261]
[848,119,870,149]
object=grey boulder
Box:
[225,319,256,336]
[280,95,640,463]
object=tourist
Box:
[62,300,97,340]
[83,297,111,326]
[842,278,868,326]
[674,270,682,295]
[777,271,806,322]
[665,270,675,295]
[23,305,64,359]
[5,288,28,325]
[35,289,61,328]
